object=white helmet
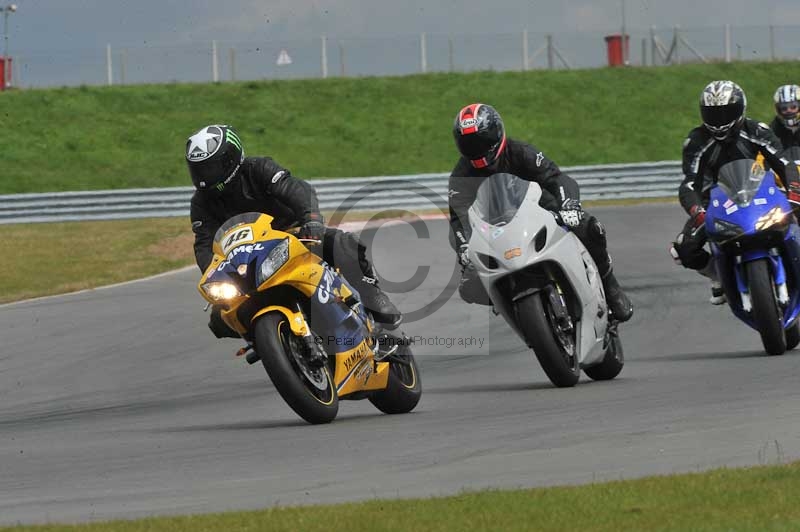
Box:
[774,84,800,129]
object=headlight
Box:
[755,207,788,231]
[711,219,744,240]
[257,238,290,285]
[202,282,242,301]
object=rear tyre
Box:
[746,259,786,356]
[584,329,624,381]
[786,321,800,350]
[255,312,339,424]
[369,346,422,414]
[516,293,580,388]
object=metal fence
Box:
[0,161,681,225]
[10,24,800,89]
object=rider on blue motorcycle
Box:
[670,80,800,304]
[448,103,633,322]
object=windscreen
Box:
[212,212,263,247]
[716,159,765,206]
[472,173,530,226]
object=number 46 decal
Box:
[222,226,254,254]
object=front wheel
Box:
[746,259,786,356]
[786,321,800,351]
[255,312,339,424]
[369,345,422,414]
[516,293,580,388]
[584,328,624,381]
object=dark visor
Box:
[703,104,740,127]
[457,134,495,159]
[191,157,230,187]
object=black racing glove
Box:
[457,244,470,268]
[298,212,326,240]
[557,198,585,228]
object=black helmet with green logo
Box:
[186,124,244,192]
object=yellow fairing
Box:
[198,212,384,396]
[333,338,390,396]
[198,213,355,304]
[251,305,308,336]
[256,238,355,303]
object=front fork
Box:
[734,248,788,312]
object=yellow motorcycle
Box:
[198,212,421,424]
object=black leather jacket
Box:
[770,117,800,152]
[448,138,579,248]
[190,156,320,272]
[679,118,795,214]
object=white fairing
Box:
[467,181,608,367]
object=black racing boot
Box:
[602,270,633,322]
[358,276,403,330]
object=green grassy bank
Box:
[4,462,799,531]
[2,62,796,194]
[0,218,195,304]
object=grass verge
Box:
[2,61,797,193]
[3,462,799,531]
[0,218,196,305]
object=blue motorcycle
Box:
[705,158,800,355]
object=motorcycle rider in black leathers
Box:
[670,80,800,304]
[770,84,800,151]
[187,124,402,337]
[448,103,634,322]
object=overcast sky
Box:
[6,0,800,86]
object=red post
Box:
[0,56,11,90]
[604,34,629,67]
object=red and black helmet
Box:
[453,103,507,169]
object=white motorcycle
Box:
[466,172,624,387]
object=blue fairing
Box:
[307,264,371,355]
[206,237,285,284]
[705,169,800,329]
[208,237,371,355]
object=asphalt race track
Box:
[3,203,800,524]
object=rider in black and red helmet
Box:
[449,103,633,322]
[187,124,402,336]
[453,103,507,169]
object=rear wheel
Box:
[369,345,422,414]
[746,259,786,356]
[516,292,580,388]
[255,312,339,424]
[584,327,624,381]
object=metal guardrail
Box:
[0,161,682,224]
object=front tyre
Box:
[255,312,339,424]
[516,293,580,388]
[369,346,422,414]
[786,321,800,351]
[584,328,624,381]
[746,259,786,356]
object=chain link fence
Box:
[12,25,800,88]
